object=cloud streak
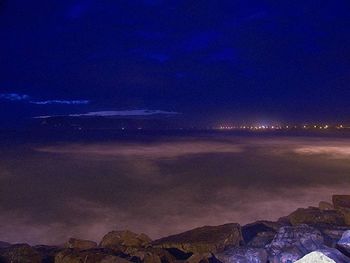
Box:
[35,109,179,118]
[0,93,30,101]
[30,100,90,105]
[0,92,89,106]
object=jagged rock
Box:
[163,247,193,260]
[100,230,151,251]
[319,201,334,211]
[287,207,345,226]
[33,245,62,262]
[0,244,42,263]
[315,225,349,247]
[266,225,325,262]
[317,248,350,262]
[129,247,176,263]
[337,230,350,256]
[152,223,243,254]
[332,195,350,209]
[242,221,283,248]
[214,247,267,263]
[65,238,97,250]
[55,248,131,263]
[185,253,214,263]
[294,251,335,263]
[295,248,350,263]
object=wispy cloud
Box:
[35,109,179,119]
[69,110,178,117]
[0,93,30,101]
[0,92,89,106]
[30,100,90,105]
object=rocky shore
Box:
[1,195,350,263]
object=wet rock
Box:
[54,248,131,263]
[337,230,350,256]
[294,251,335,263]
[65,238,97,250]
[332,195,350,209]
[319,201,334,211]
[100,230,151,251]
[266,225,325,262]
[0,244,42,263]
[215,247,267,263]
[287,207,345,226]
[152,223,243,254]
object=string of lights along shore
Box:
[217,124,348,130]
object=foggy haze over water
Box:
[1,132,350,245]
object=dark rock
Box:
[242,221,283,248]
[266,225,325,262]
[0,242,10,249]
[313,225,349,247]
[54,248,131,263]
[287,207,345,226]
[332,195,350,209]
[65,238,97,250]
[33,245,62,263]
[214,247,268,263]
[164,247,193,260]
[128,247,176,263]
[0,244,42,263]
[100,230,151,252]
[337,230,350,257]
[152,223,243,254]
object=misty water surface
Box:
[1,133,350,245]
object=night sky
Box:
[1,0,350,126]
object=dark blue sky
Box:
[1,0,350,126]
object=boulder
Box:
[55,248,131,263]
[128,248,176,263]
[317,248,350,263]
[185,253,213,263]
[65,238,97,250]
[100,230,151,251]
[266,225,325,262]
[337,208,350,226]
[313,225,349,247]
[295,248,350,263]
[152,223,243,254]
[294,251,335,263]
[337,230,350,256]
[214,247,268,263]
[0,244,42,263]
[242,221,283,248]
[319,201,334,211]
[332,195,350,209]
[287,207,345,226]
[33,245,62,262]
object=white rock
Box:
[295,251,335,263]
